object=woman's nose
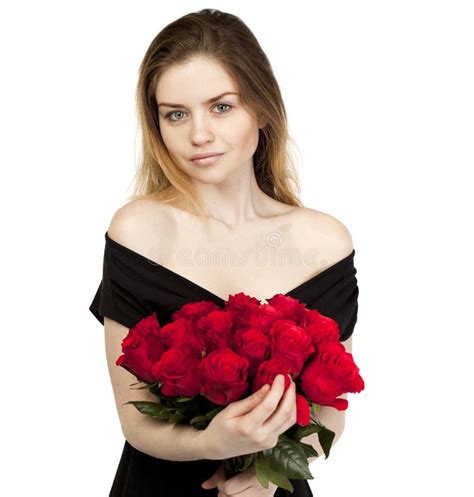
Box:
[190,124,214,145]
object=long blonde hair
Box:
[127,8,304,219]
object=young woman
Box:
[90,8,359,497]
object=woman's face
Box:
[155,57,260,184]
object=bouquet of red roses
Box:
[116,292,364,493]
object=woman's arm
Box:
[124,408,210,461]
[104,317,212,461]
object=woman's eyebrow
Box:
[158,92,239,108]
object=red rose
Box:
[269,319,315,374]
[300,340,364,411]
[253,368,309,426]
[171,300,220,321]
[225,292,261,310]
[115,312,165,384]
[198,348,250,405]
[224,292,262,329]
[158,318,193,349]
[301,309,340,345]
[253,358,294,392]
[296,393,310,426]
[152,347,203,397]
[197,310,234,353]
[266,294,307,323]
[233,327,271,376]
[246,304,285,335]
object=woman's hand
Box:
[201,461,278,496]
[201,373,297,460]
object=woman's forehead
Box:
[155,58,239,103]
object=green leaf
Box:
[289,418,335,459]
[262,438,314,480]
[123,400,171,420]
[240,453,257,472]
[225,453,257,474]
[285,422,321,442]
[190,406,223,426]
[148,383,162,397]
[299,441,319,459]
[169,410,187,423]
[255,454,294,493]
[317,425,335,459]
[175,396,194,403]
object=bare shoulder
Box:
[295,206,354,261]
[107,199,175,255]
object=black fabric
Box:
[89,231,360,496]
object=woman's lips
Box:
[190,154,223,166]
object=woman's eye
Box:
[165,110,185,121]
[164,102,233,122]
[215,103,232,113]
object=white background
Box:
[1,1,473,495]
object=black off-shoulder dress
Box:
[89,231,359,497]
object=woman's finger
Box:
[202,463,226,490]
[262,377,296,434]
[245,374,287,427]
[218,464,255,496]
